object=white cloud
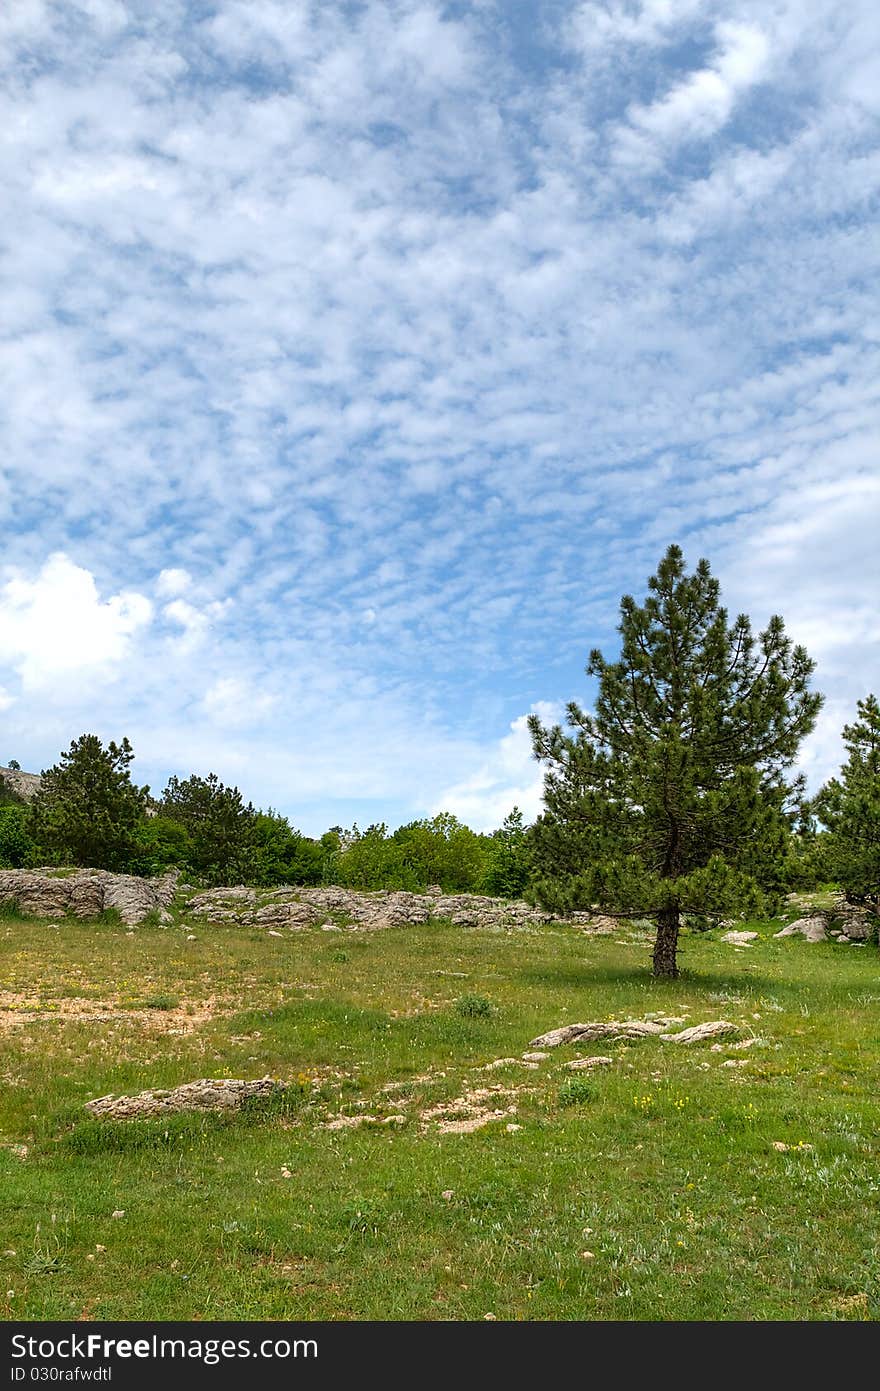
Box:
[156,568,192,598]
[619,20,770,159]
[432,702,562,831]
[202,676,278,726]
[0,1,876,828]
[0,554,152,691]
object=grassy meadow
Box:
[1,898,878,1321]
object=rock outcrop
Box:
[85,1076,285,1119]
[780,894,877,944]
[0,765,41,801]
[775,916,829,943]
[530,1016,686,1048]
[184,884,622,933]
[530,1016,734,1048]
[0,868,178,925]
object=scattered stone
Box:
[774,916,828,943]
[324,1113,405,1131]
[565,1056,613,1070]
[505,1123,522,1132]
[660,1021,738,1045]
[521,1051,549,1062]
[86,1076,286,1119]
[721,931,759,945]
[421,1084,523,1135]
[481,1057,539,1072]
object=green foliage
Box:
[0,804,36,867]
[128,815,193,877]
[332,813,493,892]
[814,694,880,906]
[249,811,324,886]
[482,806,532,897]
[529,545,822,976]
[29,735,149,871]
[453,993,494,1018]
[393,813,489,891]
[557,1076,594,1107]
[160,773,258,885]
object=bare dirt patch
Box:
[0,989,221,1036]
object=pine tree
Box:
[161,773,257,885]
[29,734,149,870]
[813,694,880,910]
[528,545,822,977]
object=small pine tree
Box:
[484,807,532,898]
[813,694,880,910]
[160,773,257,885]
[29,735,149,870]
[528,545,822,977]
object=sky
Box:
[0,0,878,835]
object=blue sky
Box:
[0,0,878,834]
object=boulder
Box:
[660,1021,737,1044]
[721,930,759,945]
[86,1076,286,1119]
[530,1019,667,1048]
[774,916,828,943]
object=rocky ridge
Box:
[0,765,41,801]
[0,868,178,926]
[183,883,623,932]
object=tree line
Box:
[1,546,877,976]
[0,746,531,897]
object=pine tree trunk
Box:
[653,904,680,978]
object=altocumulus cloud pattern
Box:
[0,0,878,832]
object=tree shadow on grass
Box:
[515,962,801,999]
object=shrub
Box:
[453,993,494,1019]
[558,1077,594,1107]
[0,804,36,867]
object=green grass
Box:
[0,905,878,1321]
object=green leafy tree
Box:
[392,813,489,891]
[160,773,257,885]
[483,807,532,898]
[0,804,36,867]
[29,735,149,870]
[528,545,822,977]
[335,823,409,889]
[249,811,324,886]
[128,815,194,878]
[814,694,880,909]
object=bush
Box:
[558,1077,594,1107]
[453,993,494,1019]
[0,804,36,867]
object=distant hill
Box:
[0,766,42,802]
